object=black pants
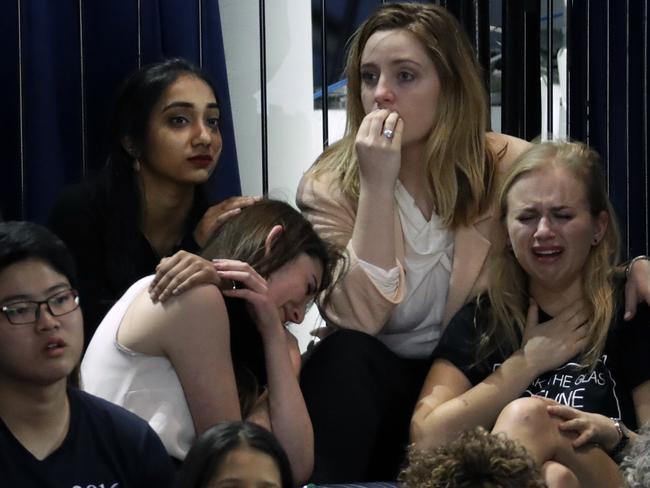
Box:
[300,329,432,484]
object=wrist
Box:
[608,418,631,460]
[511,349,544,381]
[625,255,650,280]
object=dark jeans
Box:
[300,330,432,484]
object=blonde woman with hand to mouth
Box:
[294,4,650,483]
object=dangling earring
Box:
[133,159,141,172]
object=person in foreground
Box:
[411,141,650,487]
[81,199,342,484]
[399,426,545,488]
[176,421,293,488]
[49,58,258,344]
[0,221,174,487]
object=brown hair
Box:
[201,199,343,309]
[399,427,545,488]
[312,2,498,229]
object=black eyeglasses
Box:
[1,289,80,325]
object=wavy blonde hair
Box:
[312,2,497,229]
[478,141,620,370]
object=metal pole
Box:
[546,0,553,137]
[259,0,268,193]
[320,0,329,148]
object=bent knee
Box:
[494,397,554,433]
[542,461,580,488]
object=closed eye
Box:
[517,215,536,222]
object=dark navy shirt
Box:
[0,388,175,488]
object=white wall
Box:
[219,0,322,200]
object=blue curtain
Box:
[569,0,649,257]
[0,0,241,223]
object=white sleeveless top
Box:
[80,276,194,460]
[361,180,454,359]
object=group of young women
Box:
[42,2,650,487]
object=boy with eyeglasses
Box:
[0,221,174,487]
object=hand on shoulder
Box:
[487,132,532,170]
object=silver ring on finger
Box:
[383,128,394,140]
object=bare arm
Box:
[120,284,242,435]
[412,300,589,448]
[351,110,403,269]
[411,353,541,449]
[216,260,313,484]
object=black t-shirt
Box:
[435,295,650,430]
[0,388,175,487]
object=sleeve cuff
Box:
[357,258,400,296]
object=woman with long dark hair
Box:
[49,58,257,344]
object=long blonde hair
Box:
[312,2,498,229]
[479,141,620,370]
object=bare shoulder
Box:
[159,284,227,327]
[487,132,532,170]
[120,284,228,354]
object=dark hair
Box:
[201,199,344,308]
[0,221,82,386]
[103,58,217,291]
[176,421,293,488]
[400,427,545,488]
[0,221,77,288]
[108,57,218,175]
